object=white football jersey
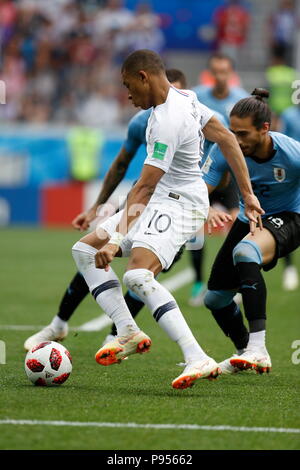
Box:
[144,86,214,207]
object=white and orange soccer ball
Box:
[25,341,72,386]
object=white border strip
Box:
[0,419,299,434]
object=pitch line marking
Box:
[0,419,299,435]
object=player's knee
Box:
[232,240,262,266]
[72,241,96,268]
[204,289,235,310]
[72,241,81,253]
[123,269,154,294]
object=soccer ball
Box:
[25,341,72,386]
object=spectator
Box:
[279,103,300,141]
[124,2,165,54]
[0,0,164,126]
[0,0,17,64]
[213,0,250,63]
[266,44,299,126]
[0,35,26,119]
[269,0,299,66]
[76,82,122,128]
[92,0,134,61]
[193,53,248,124]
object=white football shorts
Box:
[97,200,207,270]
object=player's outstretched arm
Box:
[95,164,165,270]
[207,206,233,235]
[72,146,134,231]
[205,182,233,234]
[203,116,264,233]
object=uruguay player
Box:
[280,104,300,142]
[202,89,300,374]
[193,54,249,125]
[189,53,247,306]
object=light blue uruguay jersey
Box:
[202,132,300,223]
[280,106,300,142]
[123,106,226,161]
[193,85,249,125]
[123,109,152,155]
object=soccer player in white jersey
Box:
[72,49,263,389]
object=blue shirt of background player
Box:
[280,106,300,142]
[123,109,151,154]
[202,132,300,223]
[203,110,227,161]
[193,85,249,125]
[124,107,227,162]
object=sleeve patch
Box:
[201,156,213,174]
[152,142,168,160]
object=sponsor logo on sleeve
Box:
[152,142,168,160]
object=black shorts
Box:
[209,179,239,211]
[208,211,300,291]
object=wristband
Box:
[109,232,124,247]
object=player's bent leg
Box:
[104,290,145,343]
[79,227,111,251]
[24,271,90,350]
[203,289,249,375]
[230,349,272,374]
[171,357,220,389]
[188,249,207,307]
[96,330,152,366]
[72,241,151,365]
[25,226,116,351]
[242,228,276,266]
[105,244,187,343]
[24,321,69,352]
[123,249,220,388]
[231,234,273,373]
[203,290,249,349]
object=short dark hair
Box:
[121,49,165,75]
[230,88,272,129]
[208,53,235,69]
[166,69,187,88]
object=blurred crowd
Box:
[0,0,299,128]
[0,0,165,125]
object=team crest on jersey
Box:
[274,167,286,182]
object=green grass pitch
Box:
[0,228,299,450]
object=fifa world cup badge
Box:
[274,168,286,182]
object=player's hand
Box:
[72,208,97,231]
[207,207,233,235]
[95,243,119,271]
[243,194,264,235]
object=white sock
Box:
[123,269,209,363]
[247,330,266,350]
[50,315,67,331]
[72,242,139,336]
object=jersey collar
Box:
[246,136,277,164]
